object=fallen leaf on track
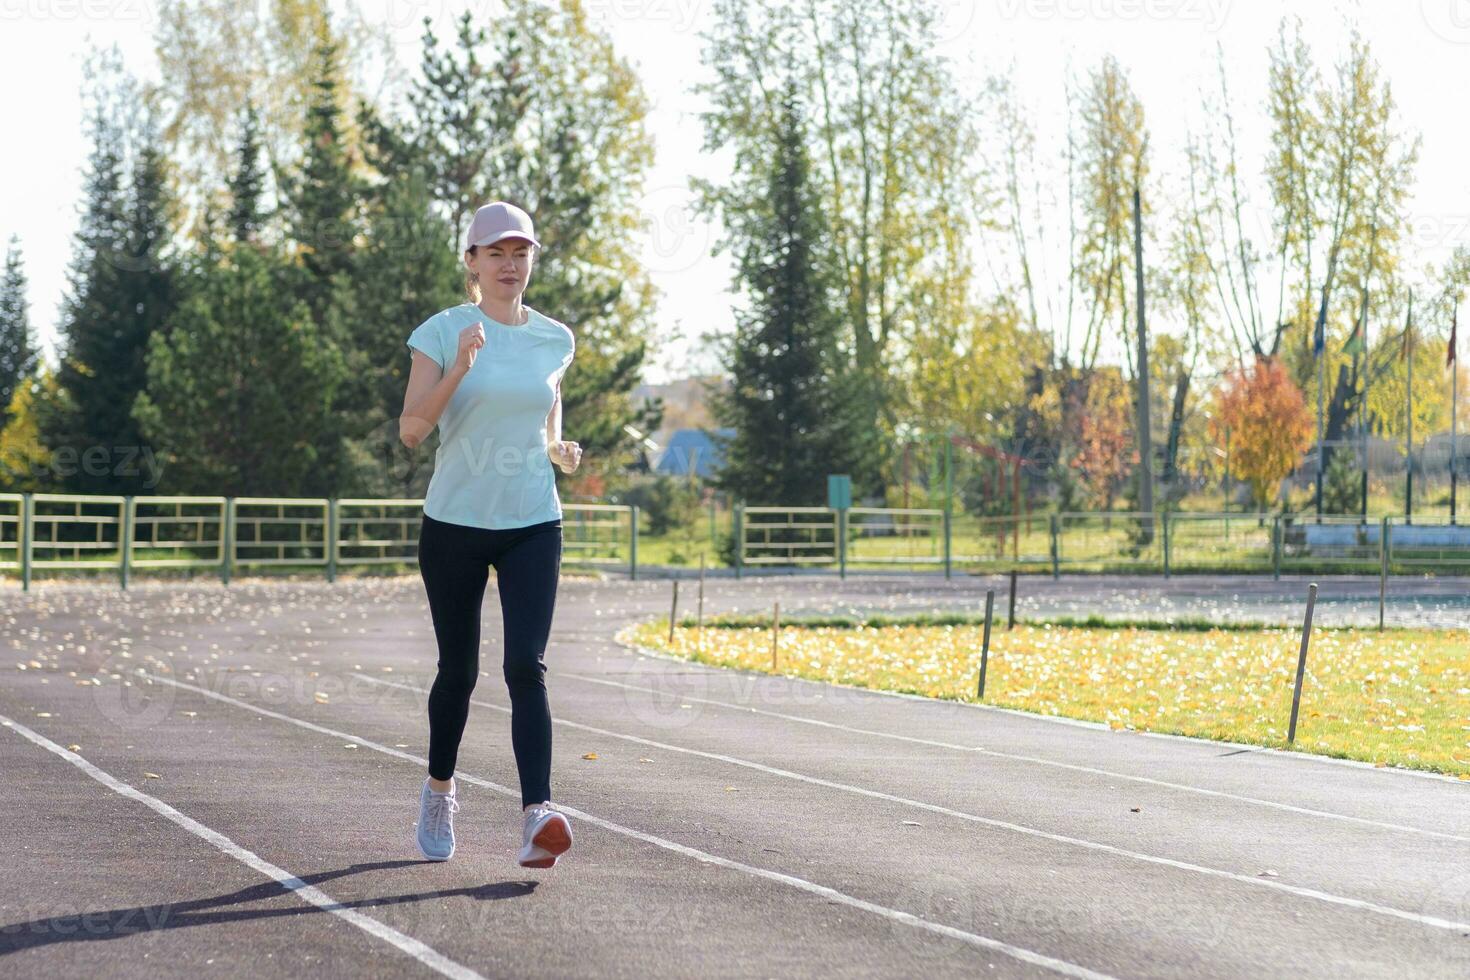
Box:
[582,752,598,760]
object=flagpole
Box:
[1358,289,1370,519]
[1452,304,1459,524]
[1406,291,1414,523]
[1323,339,1334,520]
[1314,287,1328,518]
[1361,309,1370,518]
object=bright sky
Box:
[2,0,1467,384]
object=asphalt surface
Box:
[1,571,1468,978]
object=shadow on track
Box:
[0,859,536,955]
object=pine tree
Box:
[227,100,269,245]
[50,54,178,495]
[360,7,662,480]
[326,162,462,496]
[0,236,37,433]
[277,20,364,329]
[708,79,869,506]
[359,11,525,237]
[133,240,349,496]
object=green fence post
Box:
[121,495,134,590]
[837,507,846,580]
[1272,514,1282,581]
[21,492,32,592]
[326,498,338,583]
[1375,517,1387,578]
[1379,516,1389,629]
[734,503,743,580]
[942,508,951,580]
[1049,513,1060,580]
[1162,510,1171,579]
[222,497,235,586]
[629,505,639,580]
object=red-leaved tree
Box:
[1209,357,1313,509]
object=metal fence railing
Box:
[1385,515,1470,571]
[737,506,837,569]
[732,505,1470,582]
[845,507,945,567]
[6,491,1470,589]
[0,493,639,591]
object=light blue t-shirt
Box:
[406,303,575,530]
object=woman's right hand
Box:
[453,323,486,375]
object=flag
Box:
[1450,307,1458,367]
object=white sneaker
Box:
[416,779,458,861]
[518,802,572,868]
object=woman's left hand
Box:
[549,440,582,473]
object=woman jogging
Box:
[399,201,581,868]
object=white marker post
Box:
[1287,582,1318,745]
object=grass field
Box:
[623,612,1470,779]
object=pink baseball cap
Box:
[463,201,541,251]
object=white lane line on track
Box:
[555,669,1470,845]
[615,634,1470,785]
[352,671,1470,936]
[141,672,1114,980]
[0,713,485,980]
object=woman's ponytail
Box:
[463,246,481,302]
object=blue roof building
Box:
[654,428,733,479]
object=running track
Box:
[1,573,1467,978]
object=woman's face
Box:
[468,238,535,299]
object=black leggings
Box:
[417,512,562,808]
